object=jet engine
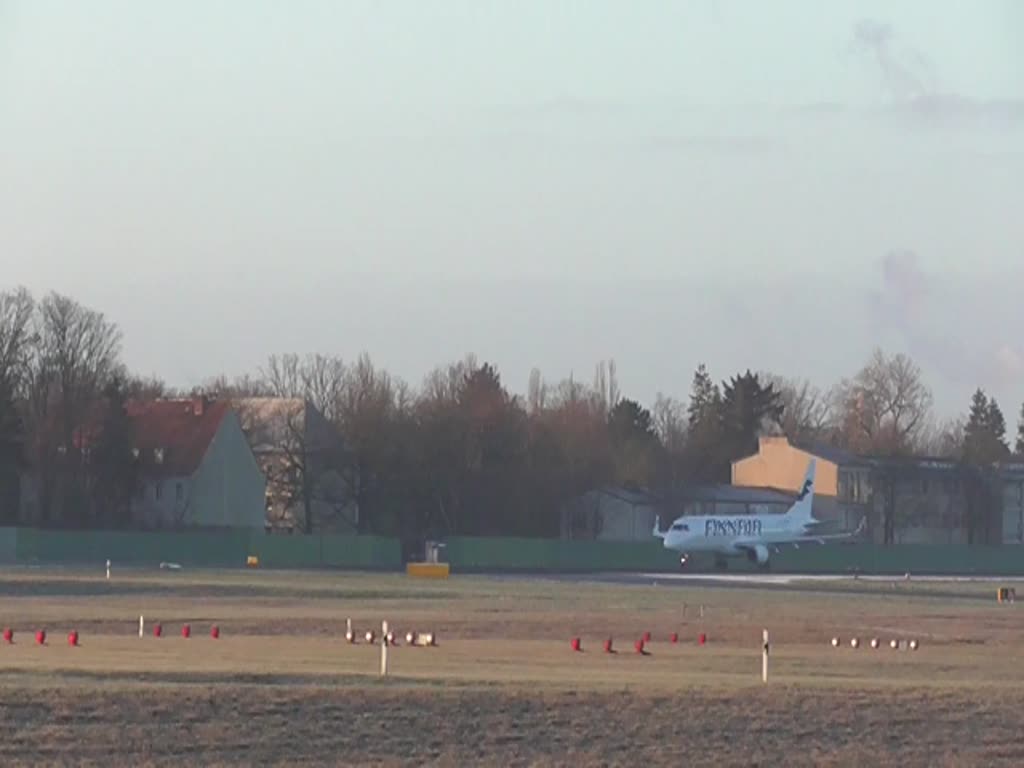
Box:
[746,544,770,565]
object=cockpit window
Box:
[670,523,689,531]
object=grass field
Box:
[2,567,1024,766]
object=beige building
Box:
[731,436,1024,545]
[234,397,357,533]
[732,436,870,533]
[562,484,796,542]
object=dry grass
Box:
[2,567,1024,765]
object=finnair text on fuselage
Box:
[704,518,763,538]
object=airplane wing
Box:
[733,518,866,551]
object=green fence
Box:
[443,536,681,572]
[0,528,15,564]
[442,536,1024,575]
[0,527,401,570]
[249,532,401,570]
[768,543,1024,575]
[4,527,1024,575]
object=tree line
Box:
[1,288,1022,541]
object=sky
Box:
[1,0,1022,424]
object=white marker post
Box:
[106,559,111,580]
[762,629,770,683]
[380,620,389,677]
[139,615,144,638]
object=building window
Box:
[155,482,163,500]
[176,482,183,502]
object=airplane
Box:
[652,459,866,570]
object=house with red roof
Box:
[126,396,266,529]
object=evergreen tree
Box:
[686,364,720,429]
[962,388,1009,545]
[608,399,655,445]
[683,364,726,484]
[964,388,1009,464]
[607,398,660,488]
[719,370,784,462]
[986,398,1009,454]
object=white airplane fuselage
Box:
[659,513,818,562]
[652,458,860,568]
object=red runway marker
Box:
[2,628,12,644]
[68,630,79,647]
[153,624,162,637]
[181,624,191,639]
[210,625,220,639]
[570,637,581,652]
[35,629,46,645]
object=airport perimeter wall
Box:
[3,527,1024,575]
[441,536,1024,576]
[441,536,681,571]
[0,527,402,570]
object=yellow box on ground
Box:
[406,562,450,578]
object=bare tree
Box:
[261,353,346,422]
[832,348,933,455]
[651,392,687,499]
[300,354,346,422]
[526,368,548,414]
[261,354,303,399]
[651,393,687,456]
[25,293,122,524]
[197,373,270,398]
[0,288,36,523]
[124,374,173,400]
[917,416,965,458]
[335,353,405,533]
[0,287,36,394]
[591,360,619,416]
[759,372,832,443]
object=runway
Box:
[480,570,1024,594]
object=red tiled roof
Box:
[126,398,230,476]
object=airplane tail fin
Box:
[786,459,817,523]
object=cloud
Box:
[867,250,971,388]
[850,19,1024,127]
[851,19,934,102]
[868,252,1024,406]
[996,344,1024,379]
[870,250,930,325]
[643,134,786,155]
